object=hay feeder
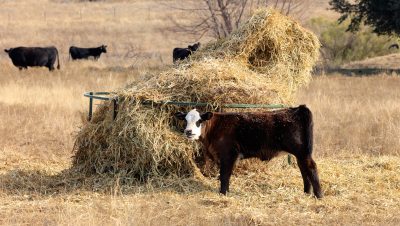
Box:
[83,91,285,122]
[74,8,320,183]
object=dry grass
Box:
[0,0,333,66]
[0,62,136,172]
[1,0,400,225]
[0,0,199,66]
[1,64,400,225]
[309,0,339,20]
[299,75,400,156]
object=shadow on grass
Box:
[321,67,400,76]
[0,168,217,196]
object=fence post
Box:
[88,92,93,121]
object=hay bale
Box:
[73,8,320,181]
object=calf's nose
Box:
[185,130,192,136]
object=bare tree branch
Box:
[217,0,233,35]
[164,0,312,39]
[236,0,248,27]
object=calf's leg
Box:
[219,153,237,195]
[298,156,323,198]
[297,158,312,194]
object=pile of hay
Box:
[73,9,320,181]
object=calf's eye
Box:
[196,120,202,127]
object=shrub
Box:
[308,17,398,67]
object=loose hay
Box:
[73,8,320,181]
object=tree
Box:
[329,0,400,36]
[169,0,311,39]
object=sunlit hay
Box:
[74,102,202,180]
[72,8,320,182]
[193,9,320,90]
[120,59,290,105]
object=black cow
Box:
[172,42,200,63]
[69,45,107,60]
[175,105,322,198]
[4,46,60,71]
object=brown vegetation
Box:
[1,64,400,225]
[0,0,399,225]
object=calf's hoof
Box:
[314,192,323,199]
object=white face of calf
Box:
[175,109,213,140]
[183,109,202,140]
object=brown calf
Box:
[175,105,322,198]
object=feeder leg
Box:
[113,99,118,120]
[88,92,93,121]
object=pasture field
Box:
[1,64,400,225]
[0,0,332,65]
[1,0,400,225]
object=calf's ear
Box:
[201,112,213,121]
[174,112,187,120]
[4,49,9,53]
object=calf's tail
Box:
[299,105,313,156]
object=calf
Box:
[172,42,200,63]
[4,46,60,71]
[69,45,107,60]
[175,105,322,198]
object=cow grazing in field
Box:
[172,42,200,63]
[69,45,107,60]
[389,43,399,49]
[175,105,322,198]
[4,46,60,71]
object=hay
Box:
[73,8,320,181]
